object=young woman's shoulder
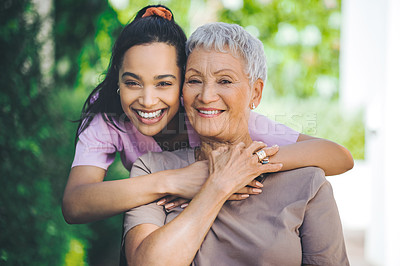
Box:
[72,114,129,170]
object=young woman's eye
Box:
[158,81,173,87]
[125,81,141,87]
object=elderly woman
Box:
[123,22,349,265]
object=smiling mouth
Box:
[196,108,224,117]
[136,109,164,119]
[133,108,167,124]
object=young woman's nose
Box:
[138,87,159,107]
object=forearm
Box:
[62,169,180,224]
[271,139,354,176]
[129,182,228,266]
[127,142,273,265]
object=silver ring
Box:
[255,149,267,163]
[261,157,270,164]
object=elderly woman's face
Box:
[183,48,254,140]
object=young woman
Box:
[62,5,353,224]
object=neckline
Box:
[188,148,197,164]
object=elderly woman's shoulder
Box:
[139,149,194,172]
[265,167,327,199]
[292,166,325,180]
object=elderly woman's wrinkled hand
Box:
[207,141,283,199]
[228,144,281,200]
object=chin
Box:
[192,118,225,133]
[194,128,223,139]
[132,118,165,137]
[137,125,164,137]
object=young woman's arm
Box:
[62,161,208,224]
[269,134,354,176]
[159,135,352,210]
[124,142,282,266]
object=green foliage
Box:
[54,0,116,89]
[0,0,110,264]
[219,0,341,99]
[74,9,121,93]
[0,1,69,264]
[108,0,191,30]
[64,238,86,266]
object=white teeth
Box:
[199,110,221,115]
[137,110,163,119]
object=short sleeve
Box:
[123,203,165,238]
[123,154,166,239]
[248,111,300,146]
[71,115,119,170]
[300,180,350,266]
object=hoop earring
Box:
[251,103,256,109]
[117,88,120,95]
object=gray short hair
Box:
[186,22,267,84]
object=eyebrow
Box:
[121,72,176,80]
[122,72,141,80]
[214,69,236,75]
[185,68,202,75]
[155,74,176,80]
[185,68,237,75]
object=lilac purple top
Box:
[71,111,300,171]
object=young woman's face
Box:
[119,42,181,136]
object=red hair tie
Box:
[142,7,172,21]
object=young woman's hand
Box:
[177,160,209,198]
[159,160,209,202]
[159,177,265,210]
[157,196,188,210]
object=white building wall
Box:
[341,0,400,265]
[381,1,400,265]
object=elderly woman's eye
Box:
[187,79,201,84]
[219,79,232,84]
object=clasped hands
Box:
[157,142,282,210]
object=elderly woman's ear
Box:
[250,78,264,109]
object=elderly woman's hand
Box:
[228,144,281,200]
[159,143,282,209]
[206,142,283,200]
